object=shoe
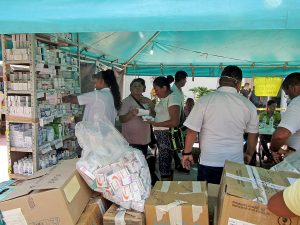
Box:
[175,165,190,174]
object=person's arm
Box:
[268,191,296,218]
[270,127,291,152]
[151,105,180,128]
[119,109,138,123]
[181,128,197,169]
[62,95,79,104]
[244,132,258,164]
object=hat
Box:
[220,65,242,82]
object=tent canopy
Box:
[1,0,300,77]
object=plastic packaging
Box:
[75,118,151,212]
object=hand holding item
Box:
[182,155,193,170]
[129,108,139,116]
[244,152,252,164]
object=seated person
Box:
[184,98,195,117]
[259,99,281,162]
[268,178,300,218]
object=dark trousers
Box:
[197,164,223,184]
[174,151,181,168]
[129,144,148,157]
[260,135,273,160]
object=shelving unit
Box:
[1,33,82,177]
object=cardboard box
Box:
[103,203,145,225]
[0,159,93,225]
[77,194,112,225]
[217,161,300,225]
[208,183,220,225]
[145,181,209,225]
[271,151,300,174]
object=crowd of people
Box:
[63,66,300,219]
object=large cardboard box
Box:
[145,181,209,225]
[0,159,93,225]
[218,161,300,225]
[103,203,145,225]
[77,195,112,225]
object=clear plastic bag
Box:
[75,118,151,212]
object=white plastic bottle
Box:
[40,159,46,169]
[13,161,19,174]
[28,161,33,176]
[18,160,24,175]
[23,160,29,176]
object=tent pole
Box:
[123,31,160,67]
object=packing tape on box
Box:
[155,200,186,224]
[155,200,203,224]
[192,181,202,193]
[250,167,268,204]
[96,198,106,215]
[114,209,126,225]
[160,181,171,192]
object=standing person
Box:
[249,86,261,107]
[181,65,258,184]
[184,98,195,117]
[259,99,281,162]
[270,72,300,162]
[241,82,251,99]
[119,78,154,156]
[171,70,188,173]
[268,178,300,218]
[147,76,181,181]
[62,69,121,125]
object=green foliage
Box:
[190,87,214,100]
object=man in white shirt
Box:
[270,72,300,162]
[171,71,188,172]
[182,65,258,184]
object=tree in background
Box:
[190,87,214,100]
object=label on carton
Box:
[63,175,80,203]
[228,218,255,225]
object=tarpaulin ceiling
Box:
[1,0,300,77]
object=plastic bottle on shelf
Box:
[28,161,33,176]
[23,160,28,176]
[40,158,46,169]
[13,162,19,174]
[52,154,57,165]
[18,160,24,175]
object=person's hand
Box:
[181,155,194,170]
[129,109,138,116]
[140,97,155,108]
[272,151,284,163]
[244,153,252,164]
[144,119,155,126]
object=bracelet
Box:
[182,152,192,156]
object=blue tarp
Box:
[1,0,300,77]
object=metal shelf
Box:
[36,34,78,47]
[11,147,33,153]
[7,115,38,123]
[7,90,31,95]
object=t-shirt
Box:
[184,86,259,167]
[278,95,300,151]
[154,92,181,130]
[241,88,251,98]
[77,88,117,125]
[259,111,281,127]
[119,95,151,145]
[171,84,184,107]
[283,178,300,216]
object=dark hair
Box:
[244,83,250,86]
[130,78,146,92]
[175,70,188,83]
[221,65,242,82]
[282,72,300,90]
[93,70,121,110]
[267,99,276,106]
[153,76,174,90]
[186,98,194,104]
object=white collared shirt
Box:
[77,88,117,125]
[184,86,258,167]
[279,95,300,150]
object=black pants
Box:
[260,135,273,160]
[197,164,224,184]
[129,144,148,157]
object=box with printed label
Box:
[0,159,93,225]
[145,181,209,225]
[217,161,300,225]
[103,203,145,225]
[77,194,111,225]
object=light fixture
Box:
[150,44,155,55]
